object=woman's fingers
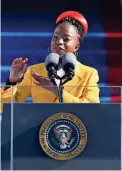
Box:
[12,57,28,65]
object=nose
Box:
[58,38,64,45]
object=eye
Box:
[64,38,71,42]
[53,35,58,39]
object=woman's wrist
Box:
[6,77,17,85]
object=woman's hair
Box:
[55,18,84,43]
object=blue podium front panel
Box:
[1,103,121,170]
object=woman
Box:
[1,11,100,112]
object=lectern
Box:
[1,102,121,170]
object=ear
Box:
[75,42,80,51]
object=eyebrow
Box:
[54,32,72,37]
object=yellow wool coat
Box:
[0,61,100,112]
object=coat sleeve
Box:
[0,67,32,112]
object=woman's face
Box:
[51,22,80,56]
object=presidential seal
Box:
[39,113,87,160]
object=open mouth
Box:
[56,47,65,52]
[52,47,65,55]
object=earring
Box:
[48,45,51,53]
[73,51,78,57]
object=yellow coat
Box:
[0,61,100,112]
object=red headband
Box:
[56,11,88,36]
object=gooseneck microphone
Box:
[61,53,77,84]
[45,53,60,85]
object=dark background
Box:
[1,0,101,13]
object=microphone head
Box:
[61,53,77,71]
[45,53,60,70]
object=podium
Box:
[1,103,121,170]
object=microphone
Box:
[61,53,77,83]
[45,53,60,85]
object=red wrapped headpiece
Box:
[56,11,88,36]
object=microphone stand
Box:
[49,71,74,103]
[48,68,64,103]
[56,76,64,103]
[48,74,64,103]
[57,74,73,103]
